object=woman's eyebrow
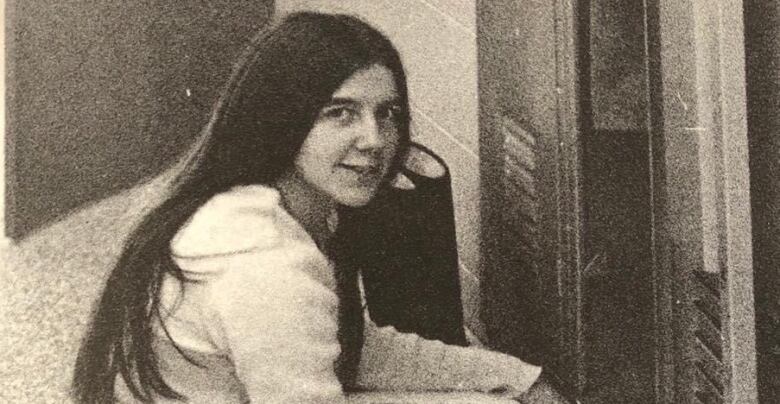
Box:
[326,97,401,107]
[378,97,402,108]
[326,97,359,107]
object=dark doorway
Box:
[744,2,780,401]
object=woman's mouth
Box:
[338,163,383,184]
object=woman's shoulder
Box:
[170,185,288,259]
[168,184,334,289]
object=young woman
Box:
[73,11,545,403]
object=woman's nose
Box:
[354,117,384,150]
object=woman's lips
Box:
[338,163,382,184]
[340,163,378,174]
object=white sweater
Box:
[131,185,541,403]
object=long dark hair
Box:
[72,11,411,403]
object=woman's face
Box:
[293,64,404,207]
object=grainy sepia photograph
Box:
[2,1,778,403]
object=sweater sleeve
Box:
[207,248,348,404]
[355,306,542,397]
[170,184,541,401]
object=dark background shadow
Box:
[5,0,273,240]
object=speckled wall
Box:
[5,0,274,239]
[276,1,485,338]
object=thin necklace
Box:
[326,208,339,234]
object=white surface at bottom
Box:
[347,391,517,403]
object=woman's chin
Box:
[334,189,377,207]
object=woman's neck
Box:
[275,171,337,251]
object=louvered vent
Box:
[498,115,539,260]
[691,269,725,404]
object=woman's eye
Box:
[379,105,403,121]
[322,107,357,124]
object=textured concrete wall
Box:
[276,1,483,336]
[5,0,273,239]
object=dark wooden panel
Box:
[744,1,780,401]
[580,130,655,403]
[589,0,647,131]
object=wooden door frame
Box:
[550,0,586,396]
[646,0,757,402]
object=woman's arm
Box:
[355,317,542,396]
[514,374,574,404]
[171,186,353,403]
[208,249,347,404]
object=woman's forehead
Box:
[330,64,399,104]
